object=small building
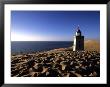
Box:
[73,26,84,51]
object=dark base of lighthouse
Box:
[73,36,84,51]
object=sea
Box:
[11,41,73,54]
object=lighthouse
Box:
[73,26,84,51]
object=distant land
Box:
[84,40,100,51]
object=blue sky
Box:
[11,11,100,41]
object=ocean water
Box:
[11,41,73,54]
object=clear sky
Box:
[11,11,100,41]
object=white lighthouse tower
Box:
[73,26,84,51]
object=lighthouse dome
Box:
[76,27,81,36]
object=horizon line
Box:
[11,39,100,42]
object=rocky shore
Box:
[11,48,100,77]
